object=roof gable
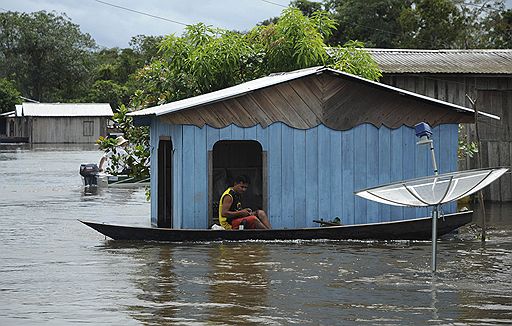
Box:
[130,67,498,130]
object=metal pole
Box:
[432,205,438,272]
[429,139,439,273]
[466,94,486,242]
[430,141,439,176]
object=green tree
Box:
[86,80,128,109]
[290,0,324,16]
[325,0,409,48]
[0,78,21,113]
[131,8,381,109]
[398,0,465,48]
[481,8,512,48]
[0,11,96,101]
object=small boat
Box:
[80,210,472,242]
[79,163,149,188]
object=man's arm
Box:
[221,195,251,221]
[98,156,107,172]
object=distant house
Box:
[129,66,496,229]
[5,103,113,144]
[367,49,512,201]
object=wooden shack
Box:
[367,49,512,201]
[131,66,496,229]
[6,103,113,144]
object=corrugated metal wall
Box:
[150,121,458,229]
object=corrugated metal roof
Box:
[365,49,512,74]
[129,66,499,120]
[19,103,113,117]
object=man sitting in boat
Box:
[98,136,131,175]
[219,175,271,230]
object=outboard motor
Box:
[80,163,99,186]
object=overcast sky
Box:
[0,0,288,48]
[1,0,510,49]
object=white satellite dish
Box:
[356,168,509,207]
[355,122,509,272]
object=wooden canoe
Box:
[80,211,473,242]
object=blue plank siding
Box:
[366,125,380,223]
[305,128,319,227]
[330,129,343,225]
[150,121,459,229]
[353,125,368,224]
[378,127,391,222]
[341,129,355,224]
[293,131,306,227]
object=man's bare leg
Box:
[256,210,271,229]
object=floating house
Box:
[130,66,498,229]
[367,49,512,201]
[5,103,113,144]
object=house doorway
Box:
[209,140,266,226]
[157,137,173,228]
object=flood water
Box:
[1,145,511,325]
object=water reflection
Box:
[206,244,269,325]
[100,242,179,325]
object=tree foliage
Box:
[0,11,96,102]
[131,8,381,109]
[0,78,21,113]
[322,0,510,49]
[325,0,409,48]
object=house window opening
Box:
[83,121,94,137]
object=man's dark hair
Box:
[234,175,250,185]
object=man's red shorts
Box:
[231,215,259,229]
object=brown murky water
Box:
[1,144,511,325]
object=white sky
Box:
[0,0,288,48]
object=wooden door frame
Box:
[157,136,173,228]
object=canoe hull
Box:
[81,211,473,242]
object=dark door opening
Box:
[209,140,266,226]
[157,138,173,228]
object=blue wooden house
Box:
[130,66,496,229]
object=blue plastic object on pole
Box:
[415,122,432,139]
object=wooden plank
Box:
[288,78,323,117]
[262,151,268,213]
[208,151,213,227]
[274,82,319,127]
[366,125,380,223]
[342,128,355,224]
[390,127,404,220]
[255,124,269,151]
[305,127,319,226]
[236,95,274,128]
[258,88,307,128]
[181,126,196,228]
[500,142,511,201]
[318,125,331,222]
[206,126,220,150]
[172,125,183,228]
[487,141,501,201]
[268,123,283,227]
[354,124,368,223]
[378,127,391,221]
[293,130,307,227]
[330,128,343,225]
[281,124,294,227]
[194,127,207,228]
